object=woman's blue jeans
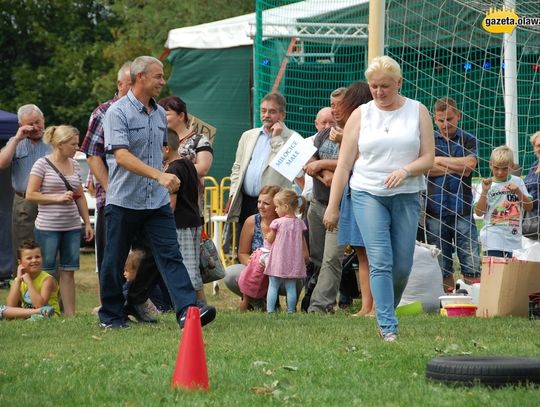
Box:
[351,190,421,334]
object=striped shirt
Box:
[30,157,82,231]
[104,90,168,210]
[10,137,51,193]
[80,95,118,210]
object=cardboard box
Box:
[477,257,540,317]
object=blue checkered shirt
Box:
[426,129,478,218]
[81,95,118,210]
[103,90,168,210]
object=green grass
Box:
[1,252,540,406]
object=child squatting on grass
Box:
[475,145,533,258]
[264,189,309,313]
[0,241,59,320]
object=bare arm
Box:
[74,184,94,242]
[194,151,213,178]
[304,159,338,176]
[323,107,362,231]
[266,229,276,244]
[237,215,256,265]
[0,126,34,169]
[26,174,76,205]
[169,193,177,210]
[303,237,309,263]
[114,148,180,192]
[406,104,436,176]
[474,178,491,216]
[87,155,109,191]
[21,273,56,308]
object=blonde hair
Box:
[490,145,514,165]
[274,189,306,216]
[529,131,540,146]
[42,125,79,147]
[365,56,402,82]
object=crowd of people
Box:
[1,55,539,342]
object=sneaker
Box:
[39,305,55,317]
[99,322,130,330]
[126,300,159,323]
[178,304,216,329]
[379,329,398,342]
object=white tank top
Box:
[349,98,426,196]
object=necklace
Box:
[382,111,398,133]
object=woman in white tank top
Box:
[323,56,435,342]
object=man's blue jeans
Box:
[425,213,481,278]
[351,190,420,335]
[99,204,196,326]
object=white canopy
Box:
[165,0,368,50]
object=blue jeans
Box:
[267,276,298,313]
[34,228,81,272]
[425,214,481,278]
[351,190,420,335]
[98,204,196,326]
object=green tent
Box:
[164,0,369,182]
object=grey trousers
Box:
[307,200,345,312]
[11,195,38,275]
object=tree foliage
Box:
[0,0,254,135]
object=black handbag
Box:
[44,157,81,200]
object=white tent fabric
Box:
[165,0,368,50]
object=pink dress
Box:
[238,246,270,299]
[265,216,307,279]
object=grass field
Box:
[1,251,540,406]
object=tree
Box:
[0,0,254,135]
[0,0,119,133]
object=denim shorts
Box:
[34,228,81,272]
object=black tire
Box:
[426,356,540,388]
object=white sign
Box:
[269,133,317,182]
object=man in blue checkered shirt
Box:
[425,97,481,292]
[99,56,216,329]
[81,62,131,275]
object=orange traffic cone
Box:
[171,306,209,391]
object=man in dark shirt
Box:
[426,97,481,291]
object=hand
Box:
[323,205,339,232]
[384,168,409,189]
[56,191,75,204]
[329,127,343,143]
[84,223,94,242]
[481,178,492,194]
[304,161,322,177]
[157,172,180,193]
[505,182,519,193]
[16,264,25,279]
[270,121,283,137]
[21,273,33,284]
[14,125,35,141]
[320,170,333,187]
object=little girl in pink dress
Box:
[265,189,308,313]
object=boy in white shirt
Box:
[475,146,533,257]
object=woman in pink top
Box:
[26,125,93,315]
[265,189,309,313]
